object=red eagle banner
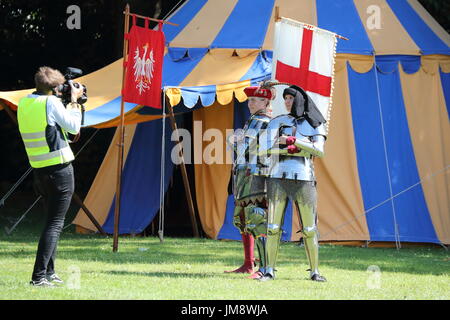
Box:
[123,25,165,109]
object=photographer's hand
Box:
[69,81,84,103]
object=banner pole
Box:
[113,3,130,252]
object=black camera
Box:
[56,67,88,106]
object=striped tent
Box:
[2,0,449,245]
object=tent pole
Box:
[166,98,200,238]
[113,3,131,252]
[72,193,107,235]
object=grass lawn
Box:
[0,222,448,300]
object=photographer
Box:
[17,66,84,287]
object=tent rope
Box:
[1,128,100,232]
[320,160,450,245]
[373,62,402,250]
[162,0,185,21]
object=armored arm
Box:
[290,135,326,158]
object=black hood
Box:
[283,85,326,128]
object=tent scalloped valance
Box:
[343,54,450,75]
[166,79,251,108]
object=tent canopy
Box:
[2,0,449,127]
[2,0,449,245]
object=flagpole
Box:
[113,3,130,253]
[274,6,349,41]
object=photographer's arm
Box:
[47,96,82,134]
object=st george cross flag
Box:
[272,18,338,124]
[123,25,165,109]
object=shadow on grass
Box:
[1,227,448,277]
[102,270,236,280]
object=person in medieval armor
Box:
[258,84,327,282]
[225,84,273,279]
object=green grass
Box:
[0,224,448,300]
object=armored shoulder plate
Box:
[265,114,296,132]
[245,113,271,133]
[296,118,327,139]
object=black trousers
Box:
[32,163,74,281]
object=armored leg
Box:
[294,181,326,281]
[262,179,289,279]
[245,204,268,278]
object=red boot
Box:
[224,233,255,273]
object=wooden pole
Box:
[113,3,130,252]
[274,7,348,41]
[166,100,200,238]
[123,11,178,26]
[274,6,280,22]
[72,193,107,235]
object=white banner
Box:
[271,18,338,129]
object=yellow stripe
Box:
[180,49,260,87]
[216,80,251,105]
[170,0,238,48]
[72,124,137,231]
[263,0,318,50]
[315,57,370,241]
[193,100,234,239]
[399,62,450,245]
[354,0,420,55]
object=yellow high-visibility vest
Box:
[17,96,74,168]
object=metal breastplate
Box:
[235,112,271,174]
[265,116,326,181]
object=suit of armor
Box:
[258,113,327,282]
[228,110,271,277]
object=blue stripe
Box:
[376,56,439,243]
[181,85,217,107]
[137,49,207,116]
[163,0,208,44]
[239,50,272,84]
[217,196,293,241]
[347,63,395,241]
[211,0,274,49]
[374,55,422,74]
[102,118,174,234]
[86,49,206,121]
[83,98,138,127]
[233,99,251,130]
[348,59,440,243]
[386,0,450,55]
[217,195,242,240]
[162,49,208,87]
[440,69,450,119]
[317,0,373,55]
[281,201,293,241]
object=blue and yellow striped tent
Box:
[2,0,449,245]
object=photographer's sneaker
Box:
[46,274,64,285]
[30,278,55,287]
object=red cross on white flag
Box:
[272,18,338,122]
